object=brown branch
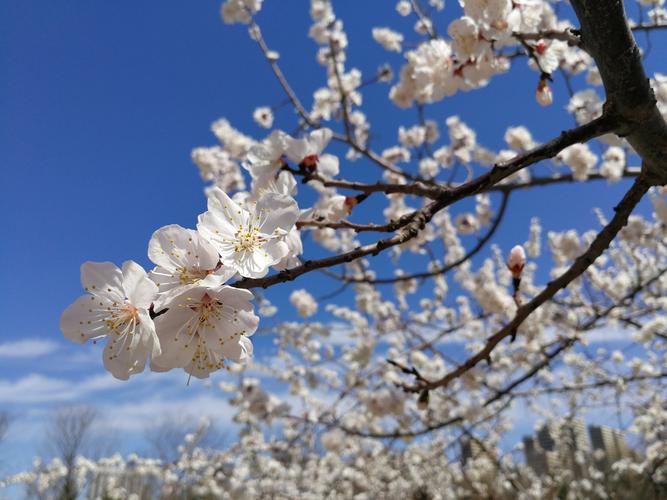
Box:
[513,372,667,397]
[290,169,442,199]
[485,168,641,193]
[249,19,318,129]
[401,174,651,393]
[513,29,582,46]
[331,132,430,183]
[328,38,353,142]
[296,213,419,233]
[234,115,617,290]
[512,23,667,47]
[571,0,667,184]
[410,0,438,39]
[330,192,510,284]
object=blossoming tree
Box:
[6,0,667,498]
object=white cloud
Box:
[0,339,60,358]
[101,394,235,432]
[0,373,123,403]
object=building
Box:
[460,436,484,465]
[588,425,631,468]
[523,419,632,476]
[523,418,590,476]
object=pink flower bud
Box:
[507,245,526,279]
[536,79,553,107]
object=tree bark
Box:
[571,0,667,185]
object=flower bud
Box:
[507,245,526,279]
[536,79,553,107]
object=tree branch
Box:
[571,0,667,184]
[401,174,651,393]
[233,115,616,290]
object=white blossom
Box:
[290,289,318,318]
[152,282,258,377]
[60,261,159,380]
[372,27,403,52]
[198,188,299,278]
[252,106,274,128]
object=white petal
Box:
[147,224,220,273]
[184,340,225,379]
[236,251,271,278]
[277,170,297,196]
[103,339,149,380]
[122,261,157,309]
[60,295,113,343]
[206,186,244,227]
[220,334,254,364]
[317,154,340,178]
[310,128,333,154]
[284,137,310,163]
[137,309,161,358]
[257,193,299,234]
[152,296,199,369]
[266,239,289,266]
[197,210,239,259]
[80,261,124,300]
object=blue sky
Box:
[1,0,665,485]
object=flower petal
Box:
[317,153,340,178]
[148,224,220,273]
[122,260,158,309]
[80,261,124,300]
[257,193,299,234]
[60,295,113,343]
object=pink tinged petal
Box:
[80,261,124,300]
[256,193,299,234]
[317,154,340,177]
[60,295,114,343]
[122,260,158,309]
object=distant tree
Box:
[144,414,226,463]
[44,406,97,500]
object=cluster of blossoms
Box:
[3,373,666,499]
[60,122,364,379]
[33,0,667,498]
[389,0,569,108]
